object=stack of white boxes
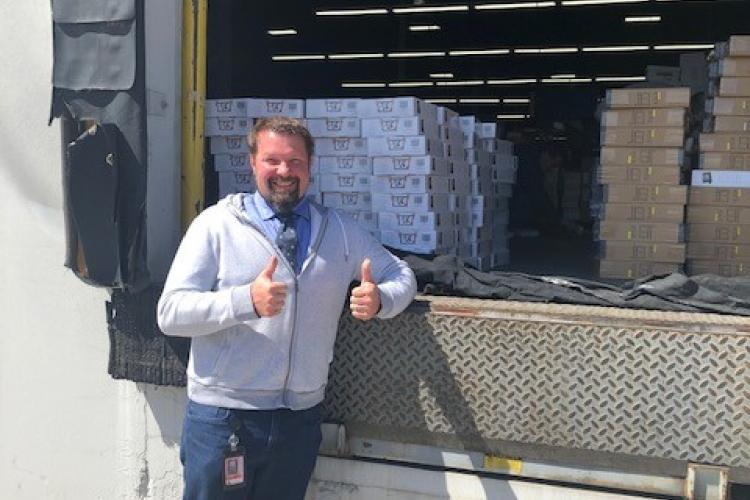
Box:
[206,98,305,198]
[455,116,517,270]
[688,35,750,276]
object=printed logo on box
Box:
[233,172,253,183]
[230,154,247,167]
[399,233,417,244]
[394,157,411,170]
[326,119,343,132]
[703,172,713,184]
[334,138,351,151]
[338,176,355,188]
[337,157,355,168]
[376,100,394,113]
[387,138,406,151]
[389,177,407,189]
[265,101,284,113]
[225,137,243,150]
[398,214,414,226]
[391,195,409,207]
[381,119,399,132]
[326,100,343,112]
[342,193,360,206]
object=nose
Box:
[277,162,291,176]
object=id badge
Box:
[223,445,246,491]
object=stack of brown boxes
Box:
[596,87,691,279]
[688,35,750,276]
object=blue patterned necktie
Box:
[276,213,298,272]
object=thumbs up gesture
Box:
[350,259,381,321]
[251,256,288,317]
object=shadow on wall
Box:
[141,383,187,448]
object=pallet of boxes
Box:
[595,87,692,279]
[688,35,750,277]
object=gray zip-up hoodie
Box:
[157,194,417,410]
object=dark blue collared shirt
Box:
[243,191,311,274]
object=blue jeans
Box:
[180,400,322,500]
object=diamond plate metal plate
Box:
[323,299,750,470]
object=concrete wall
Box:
[0,2,184,498]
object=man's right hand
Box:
[251,256,288,317]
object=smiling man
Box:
[158,117,417,500]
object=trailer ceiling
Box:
[207,0,748,122]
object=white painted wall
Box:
[0,2,185,499]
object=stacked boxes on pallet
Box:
[595,87,692,279]
[688,35,750,277]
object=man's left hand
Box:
[350,259,380,321]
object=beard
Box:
[263,178,301,214]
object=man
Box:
[158,116,417,500]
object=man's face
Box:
[251,130,311,213]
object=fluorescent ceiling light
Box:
[430,73,454,78]
[328,53,384,60]
[388,81,434,87]
[426,98,458,103]
[654,43,715,51]
[476,2,555,10]
[582,45,649,52]
[436,80,485,86]
[624,15,661,22]
[449,48,510,56]
[393,5,469,13]
[267,29,297,36]
[316,8,388,16]
[341,82,387,88]
[272,54,326,61]
[459,98,501,104]
[541,78,593,83]
[550,73,576,78]
[487,78,537,85]
[388,51,446,58]
[497,114,529,119]
[595,75,646,82]
[503,98,531,103]
[515,47,579,54]
[562,0,648,6]
[409,25,441,31]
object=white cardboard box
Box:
[372,193,451,213]
[475,122,497,139]
[205,98,247,117]
[210,135,249,154]
[459,116,476,136]
[305,98,361,118]
[465,148,492,165]
[315,137,368,156]
[380,228,455,254]
[494,165,517,184]
[322,192,371,210]
[379,211,454,231]
[372,155,449,176]
[360,97,430,119]
[205,117,252,136]
[468,164,493,183]
[245,98,304,118]
[218,171,255,196]
[341,210,378,232]
[368,135,443,157]
[436,106,459,127]
[305,118,361,138]
[371,175,451,194]
[361,117,439,138]
[316,156,372,174]
[691,170,750,188]
[319,173,371,192]
[214,153,250,172]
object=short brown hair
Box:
[247,116,314,158]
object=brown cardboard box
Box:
[713,116,750,133]
[687,223,750,244]
[718,58,750,77]
[699,152,750,170]
[603,184,687,204]
[687,205,750,224]
[606,87,691,109]
[601,127,685,148]
[597,221,683,243]
[599,259,681,279]
[688,260,750,277]
[719,77,750,97]
[599,241,686,263]
[729,35,750,57]
[600,147,683,166]
[688,187,750,207]
[700,133,750,153]
[602,203,685,222]
[597,164,682,185]
[687,242,750,260]
[601,108,686,128]
[708,97,750,116]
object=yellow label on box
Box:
[484,455,523,474]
